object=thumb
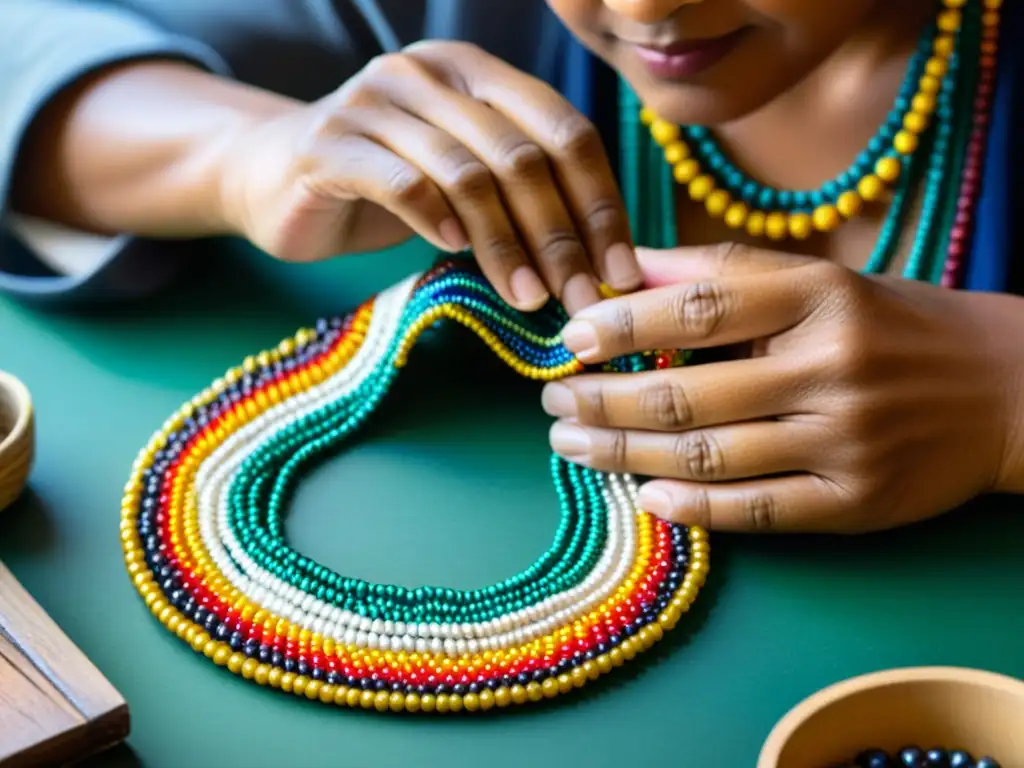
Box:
[636,244,811,288]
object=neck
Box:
[716,0,937,190]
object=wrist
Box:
[978,293,1024,495]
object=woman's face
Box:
[546,0,886,125]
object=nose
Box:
[602,0,704,24]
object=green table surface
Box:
[1,240,1022,768]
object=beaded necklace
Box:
[621,0,1002,287]
[120,260,706,714]
[120,0,1000,715]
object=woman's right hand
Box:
[217,41,640,315]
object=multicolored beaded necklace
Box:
[620,0,1002,288]
[119,260,707,714]
[120,0,1000,715]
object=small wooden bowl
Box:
[759,666,1024,768]
[0,369,34,512]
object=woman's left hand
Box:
[542,244,1024,534]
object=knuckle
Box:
[823,325,873,381]
[493,138,549,180]
[537,231,586,276]
[479,234,526,266]
[440,149,494,198]
[639,378,693,430]
[669,281,728,340]
[551,113,602,158]
[575,384,611,427]
[363,52,415,80]
[608,429,628,468]
[384,164,431,204]
[674,431,723,481]
[582,198,624,237]
[742,492,780,532]
[611,303,637,349]
[708,240,747,270]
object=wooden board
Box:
[0,559,129,767]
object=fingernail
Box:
[605,243,642,290]
[549,421,591,458]
[637,486,671,517]
[560,319,598,360]
[510,266,550,310]
[561,273,601,316]
[439,218,469,252]
[541,383,577,417]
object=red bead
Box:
[655,353,673,369]
[948,242,965,260]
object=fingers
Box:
[541,357,804,432]
[635,243,812,288]
[303,131,461,258]
[548,419,818,483]
[330,104,549,310]
[634,475,846,534]
[402,45,640,308]
[559,262,821,362]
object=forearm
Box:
[10,60,299,238]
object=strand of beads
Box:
[121,257,708,714]
[638,0,977,244]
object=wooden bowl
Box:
[0,369,34,512]
[759,667,1024,768]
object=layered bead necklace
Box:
[121,0,1001,716]
[621,0,1002,287]
[120,259,707,714]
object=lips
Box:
[630,28,748,80]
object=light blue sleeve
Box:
[0,0,231,305]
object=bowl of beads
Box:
[758,667,1024,768]
[0,369,33,512]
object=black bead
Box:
[467,683,481,694]
[359,678,373,691]
[243,638,260,657]
[311,668,324,681]
[193,607,208,625]
[228,632,243,651]
[297,661,310,676]
[975,759,1000,768]
[855,749,894,768]
[374,680,388,692]
[182,598,196,615]
[161,577,179,593]
[623,625,637,637]
[316,318,330,334]
[924,749,950,768]
[416,685,429,695]
[583,650,596,661]
[899,747,927,768]
[258,645,273,663]
[391,682,404,692]
[326,672,342,685]
[215,624,231,641]
[531,669,547,682]
[516,672,531,685]
[485,679,499,691]
[145,535,161,552]
[271,650,284,667]
[452,684,467,695]
[203,614,219,632]
[595,642,610,655]
[283,658,297,673]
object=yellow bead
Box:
[856,174,885,202]
[494,687,512,708]
[476,689,494,711]
[688,175,715,202]
[571,667,588,688]
[255,664,271,686]
[704,189,731,217]
[268,668,283,688]
[723,202,748,229]
[874,156,902,183]
[190,632,210,652]
[388,692,405,712]
[557,674,574,694]
[745,211,766,238]
[448,694,464,713]
[639,106,657,125]
[650,119,680,146]
[943,0,967,7]
[241,659,258,679]
[510,684,528,705]
[764,212,788,241]
[213,646,231,666]
[893,129,919,155]
[925,56,948,78]
[933,35,956,58]
[836,190,863,218]
[984,0,1001,8]
[787,212,812,240]
[811,204,841,232]
[318,685,335,704]
[903,111,929,134]
[338,687,355,706]
[937,9,961,32]
[404,693,421,713]
[673,158,701,184]
[539,678,558,699]
[664,141,689,165]
[526,682,544,702]
[280,673,295,693]
[293,676,310,697]
[919,74,941,94]
[462,692,480,712]
[373,691,390,712]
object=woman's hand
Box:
[217,41,640,315]
[542,244,1024,534]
